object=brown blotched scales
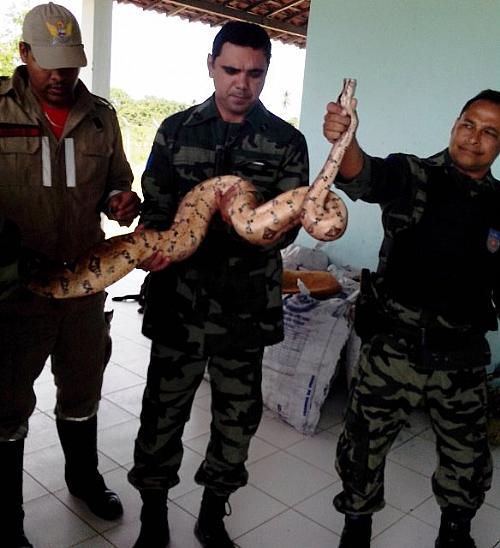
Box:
[28,79,357,299]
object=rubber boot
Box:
[0,440,33,548]
[435,508,477,548]
[194,488,235,548]
[56,416,123,520]
[133,490,170,548]
[338,513,372,548]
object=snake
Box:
[27,78,358,299]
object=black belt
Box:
[381,317,478,350]
[380,318,490,370]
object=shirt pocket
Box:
[172,146,216,190]
[76,140,113,188]
[0,137,41,187]
[232,150,282,197]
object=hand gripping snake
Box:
[27,78,358,299]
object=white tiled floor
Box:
[24,269,500,547]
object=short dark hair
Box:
[460,89,500,115]
[212,21,272,64]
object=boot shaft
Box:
[199,487,230,522]
[0,440,33,546]
[133,490,170,548]
[339,514,372,548]
[56,416,99,485]
[0,439,25,508]
[139,489,169,523]
[436,512,476,548]
[195,488,235,548]
[56,416,98,465]
[56,416,108,499]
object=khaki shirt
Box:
[0,66,133,262]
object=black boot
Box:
[194,488,235,548]
[56,416,123,520]
[338,513,372,548]
[1,440,33,548]
[435,508,477,548]
[133,490,170,548]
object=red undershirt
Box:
[42,102,70,139]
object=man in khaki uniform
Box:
[0,4,140,546]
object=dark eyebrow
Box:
[248,68,265,77]
[221,65,265,76]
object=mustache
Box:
[46,83,74,91]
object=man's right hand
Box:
[323,100,357,144]
[138,250,171,272]
[322,97,363,181]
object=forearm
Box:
[338,136,364,180]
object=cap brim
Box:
[31,44,87,69]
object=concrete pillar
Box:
[80,0,113,98]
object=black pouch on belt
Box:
[353,268,384,341]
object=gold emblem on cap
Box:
[45,20,73,44]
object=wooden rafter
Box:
[115,0,309,48]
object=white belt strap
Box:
[64,138,76,188]
[42,136,52,187]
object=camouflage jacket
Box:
[336,149,500,333]
[140,96,309,355]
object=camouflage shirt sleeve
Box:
[139,117,181,230]
[335,151,415,205]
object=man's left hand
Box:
[108,191,141,227]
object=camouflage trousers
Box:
[127,341,264,497]
[333,333,492,516]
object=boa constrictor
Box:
[28,78,357,299]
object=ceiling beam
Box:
[166,0,307,38]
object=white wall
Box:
[298,0,500,359]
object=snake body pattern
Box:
[27,78,358,299]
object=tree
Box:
[109,88,189,184]
[110,88,188,129]
[0,2,28,76]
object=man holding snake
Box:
[323,88,500,548]
[127,21,309,548]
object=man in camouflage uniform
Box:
[127,21,309,548]
[323,89,500,548]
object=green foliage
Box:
[110,88,188,128]
[110,88,188,193]
[0,2,28,76]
